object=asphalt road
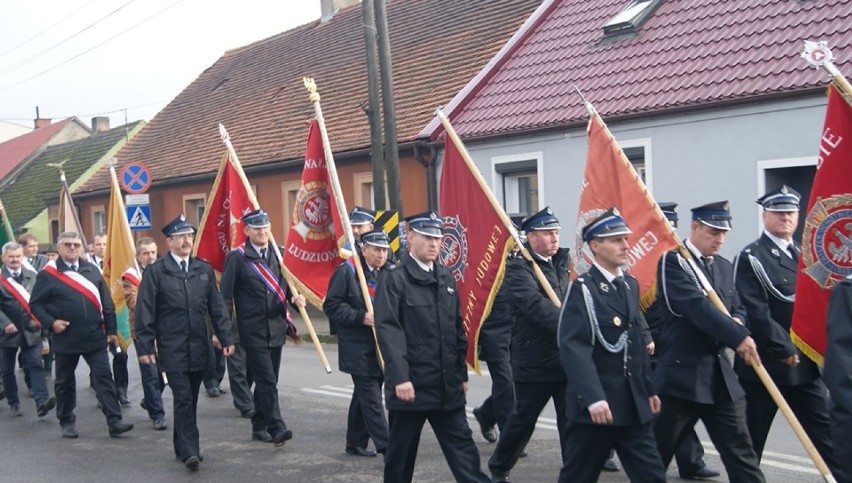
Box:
[0,339,829,482]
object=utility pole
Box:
[373,0,402,214]
[361,0,386,210]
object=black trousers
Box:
[384,407,490,483]
[55,348,122,428]
[167,370,205,461]
[674,427,708,474]
[830,397,852,483]
[347,374,389,451]
[655,395,765,483]
[477,360,514,430]
[489,381,569,475]
[245,345,286,438]
[559,421,666,483]
[109,345,128,392]
[204,342,225,390]
[226,344,254,413]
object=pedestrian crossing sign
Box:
[126,205,152,230]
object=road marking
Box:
[701,444,819,475]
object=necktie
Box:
[70,264,77,272]
[788,245,799,263]
[703,256,715,281]
[180,260,187,273]
[12,272,21,282]
[260,248,267,260]
[613,276,629,307]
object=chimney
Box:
[91,116,111,133]
[33,106,51,129]
[321,0,360,23]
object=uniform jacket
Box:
[30,259,116,354]
[654,249,750,404]
[507,246,570,382]
[324,253,386,377]
[375,252,468,411]
[220,243,289,349]
[0,268,40,348]
[559,266,655,426]
[478,279,512,363]
[734,234,819,385]
[28,254,48,272]
[825,278,852,423]
[135,254,233,373]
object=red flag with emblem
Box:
[282,121,347,306]
[573,110,680,308]
[439,134,515,372]
[193,153,253,273]
[792,86,852,365]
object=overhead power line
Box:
[0,0,100,60]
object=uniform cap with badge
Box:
[691,201,732,231]
[581,207,633,242]
[162,214,197,237]
[360,228,391,248]
[243,209,271,228]
[405,211,443,238]
[521,207,561,233]
[658,202,678,228]
[756,185,800,212]
[349,206,376,226]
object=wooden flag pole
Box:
[576,90,835,482]
[218,124,332,374]
[303,78,385,370]
[436,109,561,307]
[0,198,15,242]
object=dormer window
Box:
[603,0,661,37]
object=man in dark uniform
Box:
[734,186,838,471]
[0,242,54,418]
[349,206,376,240]
[375,211,490,483]
[644,202,719,480]
[489,207,570,483]
[30,231,133,439]
[473,214,524,445]
[325,228,390,457]
[558,208,666,482]
[653,201,765,482]
[825,275,852,482]
[136,215,234,471]
[220,209,303,447]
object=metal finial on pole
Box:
[801,40,852,98]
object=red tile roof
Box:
[77,0,542,194]
[424,0,852,140]
[0,118,74,180]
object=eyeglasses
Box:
[61,242,82,248]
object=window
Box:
[603,0,661,37]
[491,152,544,216]
[757,157,816,243]
[353,172,389,209]
[281,181,302,241]
[91,206,106,236]
[182,195,206,227]
[618,138,653,192]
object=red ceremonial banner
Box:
[574,112,679,307]
[439,135,514,371]
[282,121,347,305]
[194,154,253,273]
[792,87,852,365]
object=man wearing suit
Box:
[18,234,48,272]
[653,201,765,482]
[734,186,837,470]
[558,209,666,482]
[30,232,133,439]
[324,228,391,457]
[0,242,54,417]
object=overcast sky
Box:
[0,0,322,129]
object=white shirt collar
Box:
[410,253,434,272]
[251,243,268,255]
[593,260,623,283]
[764,230,793,256]
[532,250,551,263]
[685,239,710,261]
[170,252,189,267]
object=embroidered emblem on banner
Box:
[573,208,607,275]
[440,215,469,282]
[802,194,852,288]
[292,181,333,241]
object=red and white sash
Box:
[0,275,41,329]
[122,267,141,287]
[234,245,300,341]
[44,260,103,318]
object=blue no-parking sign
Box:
[120,162,151,194]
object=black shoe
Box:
[216,385,227,395]
[108,422,134,437]
[9,404,21,417]
[519,449,528,458]
[37,397,56,417]
[206,387,219,398]
[184,455,200,471]
[345,445,377,457]
[117,391,131,407]
[602,458,620,472]
[472,406,498,443]
[153,419,168,431]
[140,399,148,411]
[240,409,255,419]
[273,430,293,447]
[252,430,273,443]
[62,425,78,439]
[491,472,511,483]
[680,467,721,480]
